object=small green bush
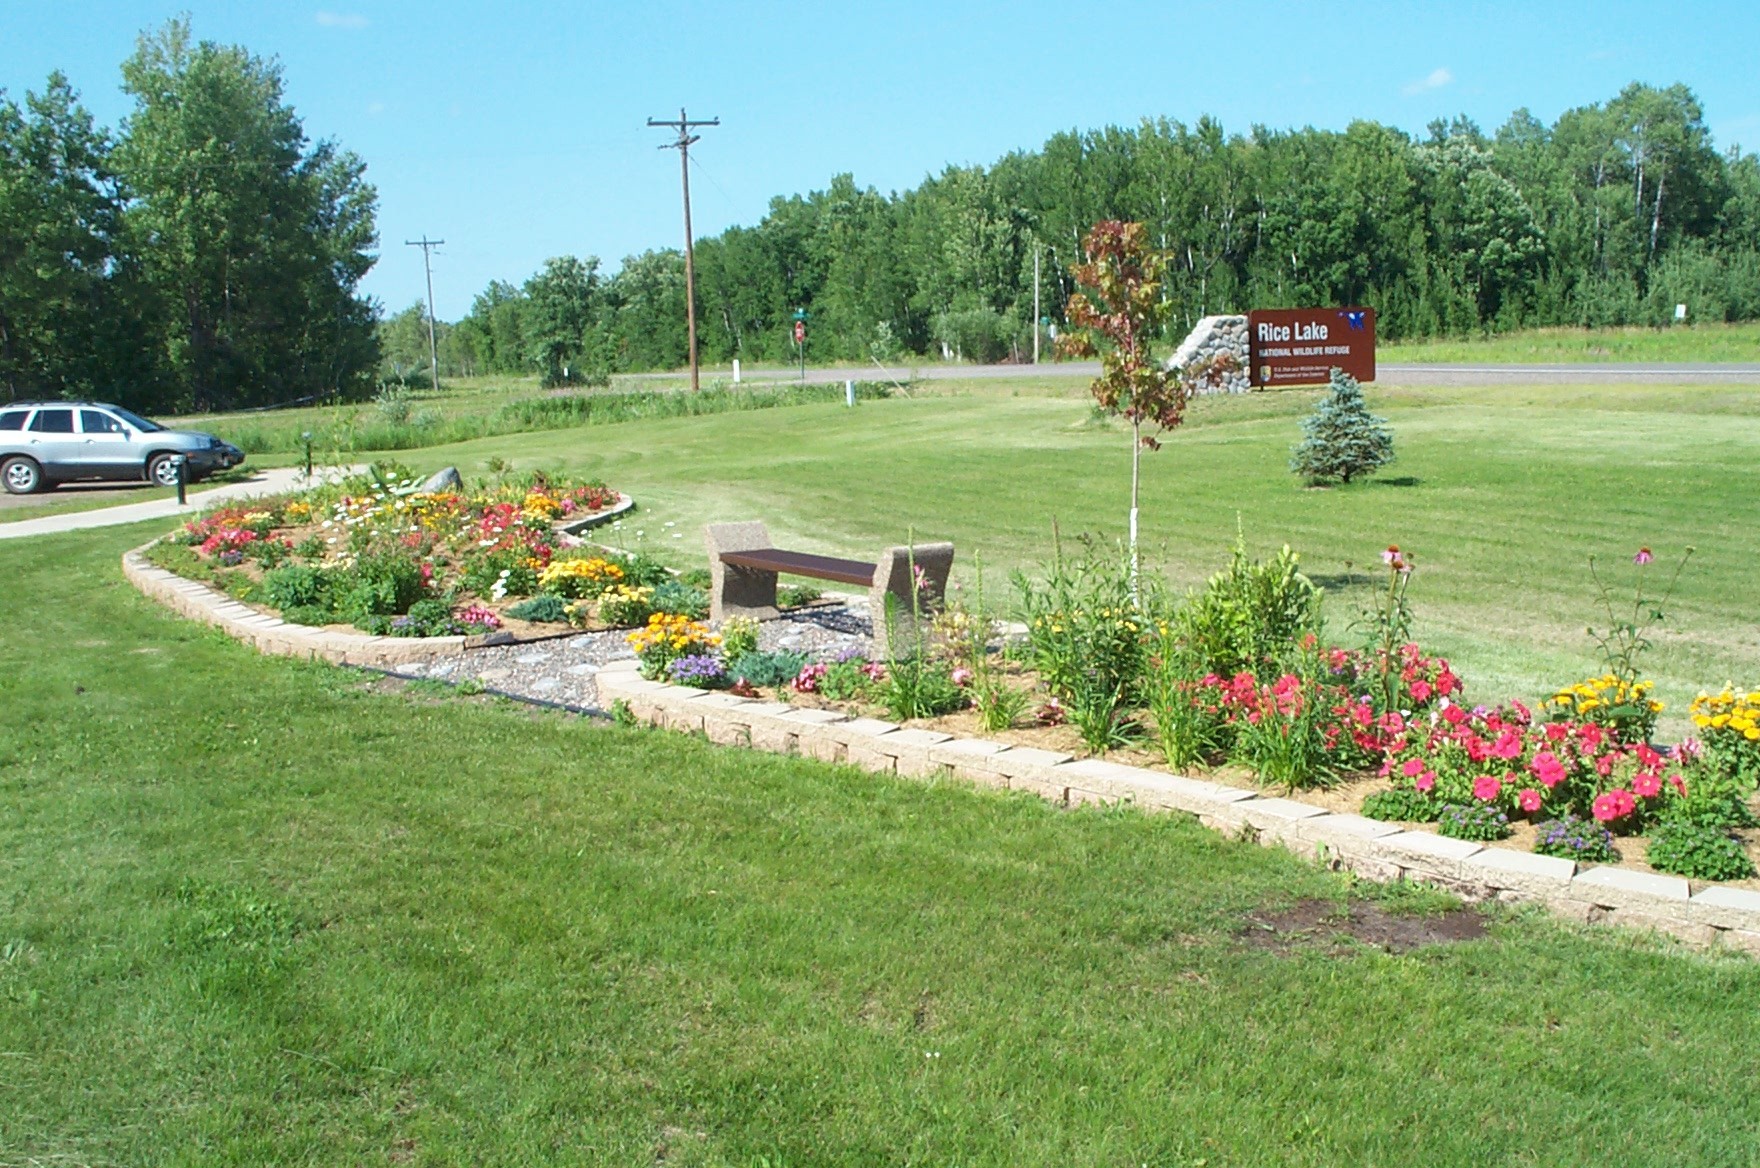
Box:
[1361,788,1440,822]
[1645,821,1756,880]
[336,551,428,627]
[280,603,335,628]
[389,599,463,637]
[505,595,570,623]
[460,548,538,599]
[650,580,709,621]
[598,589,654,628]
[1437,802,1512,841]
[726,650,808,688]
[1173,540,1321,677]
[262,564,332,613]
[778,583,823,608]
[718,616,761,660]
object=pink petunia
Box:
[1415,771,1436,793]
[1402,758,1425,778]
[1472,774,1503,802]
[1410,680,1432,703]
[1518,787,1543,813]
[1531,751,1566,789]
[1632,771,1662,799]
[1591,793,1620,822]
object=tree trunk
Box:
[1650,171,1666,256]
[1129,419,1141,604]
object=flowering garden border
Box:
[122,492,637,669]
[597,663,1760,954]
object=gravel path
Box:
[388,597,876,711]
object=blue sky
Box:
[6,2,1758,319]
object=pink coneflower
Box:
[1634,547,1653,565]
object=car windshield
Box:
[109,407,164,433]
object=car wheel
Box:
[1,456,43,495]
[147,454,183,488]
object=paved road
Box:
[658,361,1760,386]
[0,466,352,541]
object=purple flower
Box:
[668,654,726,687]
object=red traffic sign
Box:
[793,321,806,344]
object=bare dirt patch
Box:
[1240,899,1488,956]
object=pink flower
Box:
[1632,771,1662,799]
[1592,793,1620,822]
[1415,770,1436,793]
[1634,547,1653,565]
[950,667,974,687]
[1531,751,1566,789]
[1402,758,1425,778]
[1472,774,1503,802]
[1490,729,1523,760]
[1518,787,1543,813]
[1409,679,1432,703]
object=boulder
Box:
[417,466,463,493]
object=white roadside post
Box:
[845,379,855,407]
[733,358,741,384]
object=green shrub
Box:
[1437,802,1512,841]
[336,551,428,627]
[262,564,332,613]
[389,599,464,637]
[1645,821,1756,880]
[460,548,539,599]
[505,595,570,623]
[650,579,709,621]
[880,656,967,722]
[778,583,823,608]
[597,587,654,628]
[718,616,761,660]
[1172,539,1321,677]
[726,650,808,688]
[678,567,713,590]
[616,552,673,589]
[1290,368,1395,485]
[1534,815,1619,863]
[1361,788,1441,822]
[280,603,335,628]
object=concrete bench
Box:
[704,521,953,648]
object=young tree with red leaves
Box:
[1057,220,1188,592]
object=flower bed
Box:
[145,464,703,639]
[654,538,1760,889]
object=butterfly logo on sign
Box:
[1344,310,1367,331]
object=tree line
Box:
[442,81,1760,380]
[0,20,376,412]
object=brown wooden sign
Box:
[1248,307,1376,387]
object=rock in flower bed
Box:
[145,463,701,639]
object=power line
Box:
[404,236,445,394]
[646,107,719,393]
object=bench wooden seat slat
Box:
[719,548,875,587]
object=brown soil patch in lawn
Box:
[1240,899,1488,955]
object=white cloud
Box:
[316,11,370,29]
[1402,67,1453,96]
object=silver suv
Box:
[0,402,245,494]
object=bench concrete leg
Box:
[869,541,954,655]
[706,521,780,623]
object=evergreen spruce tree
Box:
[1290,369,1395,485]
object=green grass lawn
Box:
[350,379,1760,736]
[1383,321,1760,363]
[7,523,1760,1164]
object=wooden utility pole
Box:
[647,108,719,392]
[404,236,445,394]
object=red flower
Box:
[1409,679,1432,703]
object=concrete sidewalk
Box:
[0,466,352,541]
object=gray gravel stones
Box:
[413,596,875,710]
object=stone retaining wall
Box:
[598,663,1760,954]
[1167,314,1252,394]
